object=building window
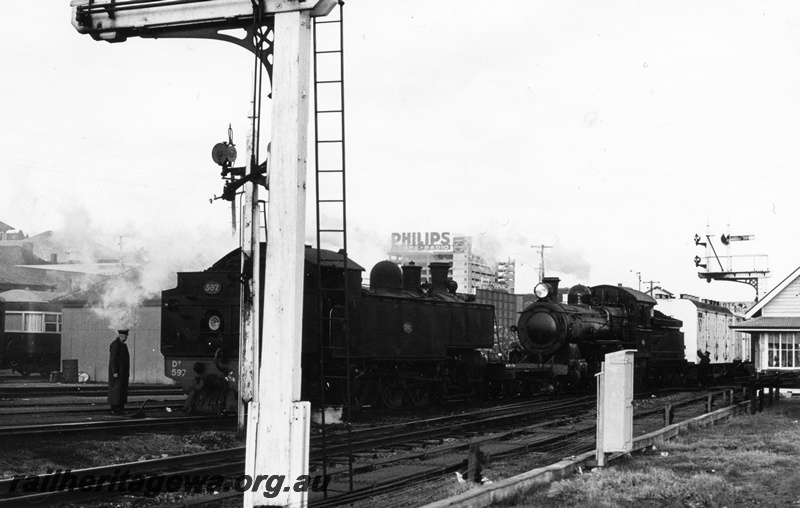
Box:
[45,313,62,333]
[24,313,44,332]
[767,333,800,369]
[3,311,62,333]
[4,312,23,331]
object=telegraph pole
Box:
[642,280,660,296]
[533,244,553,282]
[632,271,641,291]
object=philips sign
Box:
[391,232,452,252]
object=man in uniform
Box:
[697,349,711,388]
[108,329,130,415]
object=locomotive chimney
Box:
[402,262,422,291]
[429,262,451,293]
[543,276,560,301]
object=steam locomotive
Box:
[160,245,495,413]
[507,277,688,392]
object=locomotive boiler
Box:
[510,277,686,391]
[160,245,495,413]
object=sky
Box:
[2,1,799,303]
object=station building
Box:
[386,231,515,294]
[732,266,800,372]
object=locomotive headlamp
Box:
[208,315,222,331]
[534,283,550,299]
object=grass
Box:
[497,399,800,508]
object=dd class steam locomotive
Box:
[160,245,495,413]
[508,277,688,392]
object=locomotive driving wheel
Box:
[349,378,378,410]
[406,384,431,408]
[379,379,405,410]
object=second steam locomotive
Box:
[507,277,687,393]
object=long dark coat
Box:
[108,337,130,406]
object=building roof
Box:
[0,245,48,265]
[0,221,14,233]
[0,265,59,291]
[683,298,734,314]
[1,230,119,264]
[731,316,800,331]
[0,289,56,303]
[0,265,105,293]
[55,267,158,306]
[746,265,800,319]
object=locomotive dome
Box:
[369,260,403,291]
[567,284,592,305]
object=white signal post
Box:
[245,9,315,508]
[69,1,337,506]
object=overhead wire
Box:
[0,158,206,196]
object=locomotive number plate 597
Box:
[203,281,222,295]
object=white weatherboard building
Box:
[732,266,800,372]
[656,295,749,365]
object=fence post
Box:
[664,403,674,426]
[467,442,483,483]
[758,386,765,413]
[749,382,757,415]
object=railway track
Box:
[0,396,597,506]
[0,390,738,507]
[0,384,183,398]
[0,395,186,413]
[0,413,237,438]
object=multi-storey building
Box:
[386,231,514,294]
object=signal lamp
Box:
[694,256,707,269]
[694,234,707,247]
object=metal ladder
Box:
[312,1,354,496]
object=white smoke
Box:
[546,239,591,282]
[67,215,240,331]
[89,273,143,330]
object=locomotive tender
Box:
[160,245,495,412]
[509,277,688,391]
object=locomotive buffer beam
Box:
[506,363,568,376]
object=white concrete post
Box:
[595,350,636,467]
